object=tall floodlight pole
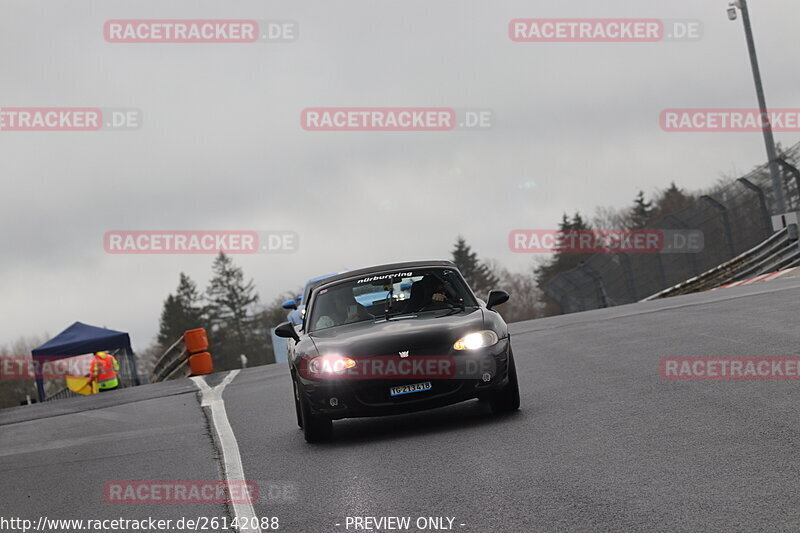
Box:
[728,0,786,214]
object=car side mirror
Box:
[486,290,509,310]
[274,321,300,342]
[282,299,297,310]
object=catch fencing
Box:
[543,142,800,313]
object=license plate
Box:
[389,381,432,397]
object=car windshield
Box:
[307,268,476,332]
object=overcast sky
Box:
[2,0,799,352]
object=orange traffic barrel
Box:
[189,352,213,376]
[184,328,208,354]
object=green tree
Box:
[628,190,654,229]
[653,182,695,219]
[260,292,299,330]
[568,212,590,231]
[451,237,499,297]
[205,253,270,369]
[157,273,205,346]
[534,211,592,285]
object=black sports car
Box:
[275,260,520,442]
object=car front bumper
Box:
[295,338,511,419]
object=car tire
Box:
[300,393,333,443]
[489,350,520,414]
[292,378,303,429]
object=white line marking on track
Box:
[192,370,261,533]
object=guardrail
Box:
[150,336,191,382]
[642,224,800,301]
[151,328,213,383]
[46,387,78,402]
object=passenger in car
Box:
[314,289,371,330]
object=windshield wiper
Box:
[436,299,465,312]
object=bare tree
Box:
[592,205,629,230]
[484,260,544,323]
[0,333,50,408]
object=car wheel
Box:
[292,378,303,429]
[300,393,333,443]
[489,350,520,414]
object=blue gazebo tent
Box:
[31,321,140,401]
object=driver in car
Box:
[430,279,449,302]
[405,275,453,312]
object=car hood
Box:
[308,308,485,356]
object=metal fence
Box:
[643,225,800,300]
[544,142,800,314]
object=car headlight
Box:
[453,330,499,351]
[307,354,356,375]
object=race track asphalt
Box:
[2,277,800,533]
